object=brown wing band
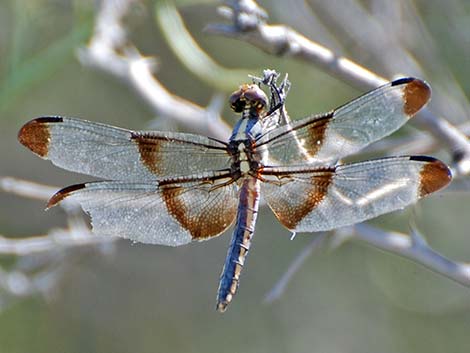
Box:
[131,133,162,175]
[264,170,334,230]
[161,185,237,240]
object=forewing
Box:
[18,117,230,180]
[261,156,451,232]
[48,176,239,246]
[257,78,430,166]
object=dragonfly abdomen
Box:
[216,177,261,312]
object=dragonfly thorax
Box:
[238,143,250,173]
[228,83,270,179]
[228,138,266,179]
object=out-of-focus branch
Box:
[0,230,113,256]
[264,232,328,303]
[1,0,235,310]
[0,176,57,201]
[0,175,115,308]
[267,222,470,302]
[353,223,470,285]
[78,0,232,140]
[206,0,470,175]
[208,1,385,89]
[0,177,115,255]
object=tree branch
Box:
[78,0,232,140]
[0,176,115,310]
[354,223,470,285]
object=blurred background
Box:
[1,0,470,352]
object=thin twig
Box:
[353,223,470,286]
[0,176,57,201]
[264,233,328,303]
[0,176,115,255]
[0,230,113,256]
[0,174,115,307]
[267,222,470,301]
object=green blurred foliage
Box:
[0,0,93,113]
[0,1,469,353]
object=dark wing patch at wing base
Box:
[260,168,334,229]
[161,183,238,240]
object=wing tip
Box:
[18,117,63,157]
[392,77,431,117]
[411,156,452,197]
[47,183,86,209]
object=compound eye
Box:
[243,86,268,110]
[229,84,268,113]
[229,90,246,113]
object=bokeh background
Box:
[1,0,469,352]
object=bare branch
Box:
[78,0,232,140]
[267,222,470,302]
[0,263,64,299]
[353,223,470,286]
[0,177,115,255]
[0,230,112,256]
[264,232,328,303]
[1,176,57,201]
[0,176,115,308]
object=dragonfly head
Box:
[229,84,268,117]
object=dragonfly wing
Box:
[48,175,239,246]
[257,78,430,166]
[261,156,451,232]
[18,117,230,180]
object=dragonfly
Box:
[18,70,451,312]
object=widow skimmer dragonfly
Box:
[18,71,451,312]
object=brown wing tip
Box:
[411,156,452,197]
[392,77,431,117]
[47,183,86,209]
[18,117,63,157]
